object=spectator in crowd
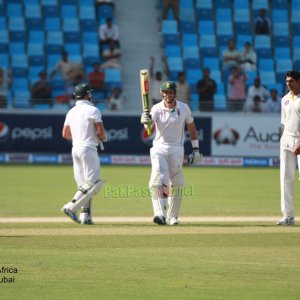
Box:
[222,39,241,72]
[100,40,121,69]
[245,77,270,111]
[196,68,217,111]
[240,42,257,72]
[30,70,52,107]
[149,56,169,104]
[255,8,271,35]
[98,17,120,47]
[246,95,267,113]
[0,67,12,108]
[50,50,83,83]
[227,66,247,112]
[175,71,191,105]
[88,62,106,94]
[161,0,179,22]
[265,88,281,113]
[106,86,126,110]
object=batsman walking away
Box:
[61,83,107,224]
[141,80,202,225]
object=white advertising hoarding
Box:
[212,114,280,157]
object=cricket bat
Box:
[140,69,152,135]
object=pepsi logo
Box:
[0,122,9,143]
[141,125,156,145]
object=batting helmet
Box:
[74,83,92,99]
[160,81,177,94]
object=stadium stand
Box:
[0,0,121,110]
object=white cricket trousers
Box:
[280,134,300,217]
[149,145,185,187]
[72,146,100,187]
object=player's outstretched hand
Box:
[188,148,202,165]
[141,112,152,125]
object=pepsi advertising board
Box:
[0,113,211,155]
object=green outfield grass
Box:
[1,165,300,300]
[1,165,298,217]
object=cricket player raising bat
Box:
[141,80,202,225]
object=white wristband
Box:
[191,140,199,148]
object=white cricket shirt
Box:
[151,100,193,147]
[281,92,300,137]
[64,100,102,148]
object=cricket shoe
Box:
[153,216,166,225]
[169,217,180,225]
[80,219,94,225]
[61,207,80,223]
[276,216,295,226]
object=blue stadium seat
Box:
[179,0,194,9]
[10,31,27,42]
[12,66,27,78]
[79,6,96,20]
[233,0,249,9]
[83,44,99,58]
[43,5,60,17]
[214,94,227,111]
[199,34,216,48]
[79,0,94,5]
[46,44,63,54]
[245,70,258,86]
[291,10,300,24]
[168,57,183,80]
[105,68,122,88]
[186,69,202,84]
[198,21,214,34]
[64,32,80,43]
[47,31,63,45]
[45,17,61,31]
[27,18,43,30]
[273,0,287,8]
[28,43,44,55]
[273,23,289,37]
[273,36,290,47]
[252,0,269,10]
[82,32,98,44]
[216,8,232,21]
[41,0,58,4]
[234,9,250,22]
[184,58,201,69]
[266,83,283,95]
[216,21,233,36]
[9,42,26,54]
[29,55,45,66]
[29,66,43,81]
[61,5,77,18]
[195,0,212,8]
[258,58,275,71]
[0,30,8,44]
[195,0,213,20]
[274,47,291,60]
[259,71,276,84]
[14,91,31,109]
[182,33,198,46]
[12,78,29,91]
[179,9,195,21]
[11,54,28,68]
[291,0,300,10]
[163,34,180,46]
[9,17,25,31]
[63,18,79,32]
[272,9,288,22]
[216,0,231,8]
[182,46,200,59]
[235,22,251,35]
[25,5,41,18]
[81,19,97,32]
[276,59,293,73]
[0,16,6,30]
[203,58,220,70]
[29,30,45,43]
[180,21,196,33]
[162,20,178,34]
[47,54,61,69]
[164,45,181,57]
[97,5,114,19]
[0,53,9,67]
[254,35,271,57]
[190,94,198,111]
[210,70,222,82]
[7,4,22,17]
[65,43,81,56]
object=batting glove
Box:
[140,112,152,125]
[188,148,202,165]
